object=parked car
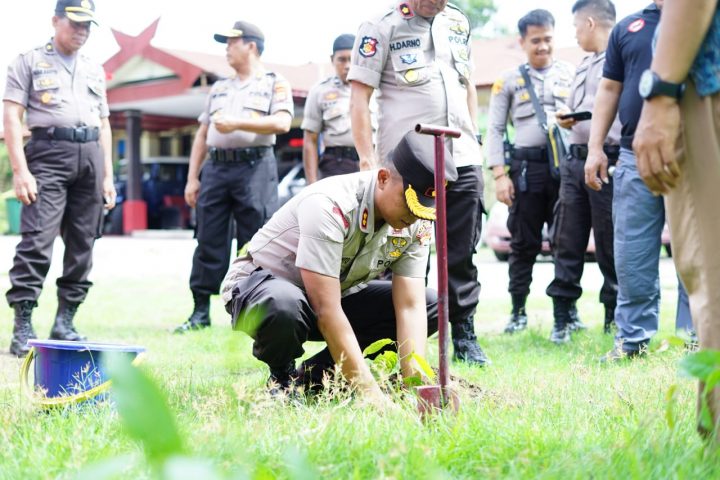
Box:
[104,156,192,234]
[483,202,673,261]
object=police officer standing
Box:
[302,34,363,183]
[349,0,489,366]
[221,131,451,404]
[486,10,574,341]
[4,0,116,357]
[175,21,293,333]
[546,0,620,338]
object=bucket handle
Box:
[20,347,145,408]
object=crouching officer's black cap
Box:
[389,131,458,221]
[56,0,97,24]
[333,34,355,54]
[214,21,265,44]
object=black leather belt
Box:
[511,146,547,163]
[569,144,620,161]
[31,126,100,143]
[323,146,359,161]
[209,146,271,163]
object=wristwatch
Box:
[638,69,686,100]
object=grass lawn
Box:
[0,244,717,479]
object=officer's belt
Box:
[209,146,271,163]
[511,146,547,163]
[569,144,620,161]
[31,126,100,143]
[322,146,359,161]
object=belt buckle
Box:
[73,127,87,142]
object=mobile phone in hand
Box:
[559,111,592,121]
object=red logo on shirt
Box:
[398,2,414,19]
[359,36,378,58]
[627,19,645,33]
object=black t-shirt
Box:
[603,3,660,148]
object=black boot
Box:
[550,298,572,344]
[174,292,211,333]
[50,299,86,341]
[603,304,616,334]
[9,301,37,357]
[504,294,528,334]
[568,301,587,332]
[452,319,490,367]
[267,363,299,397]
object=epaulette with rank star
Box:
[398,2,414,19]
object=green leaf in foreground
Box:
[410,352,436,381]
[363,338,394,357]
[104,352,184,465]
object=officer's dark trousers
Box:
[546,155,617,307]
[225,270,439,372]
[318,152,359,179]
[6,140,104,306]
[446,165,485,323]
[189,151,278,296]
[507,159,559,298]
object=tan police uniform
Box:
[220,170,437,375]
[546,52,621,326]
[189,69,294,298]
[4,39,109,307]
[485,61,574,314]
[301,74,360,178]
[347,3,488,360]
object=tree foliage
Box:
[454,0,498,31]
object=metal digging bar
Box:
[414,123,462,415]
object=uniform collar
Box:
[643,3,660,13]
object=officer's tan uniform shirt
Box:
[485,61,574,167]
[221,171,432,304]
[567,52,621,145]
[301,75,354,147]
[200,69,294,148]
[4,40,109,128]
[348,2,481,168]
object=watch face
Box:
[639,70,654,98]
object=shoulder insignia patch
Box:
[491,79,504,95]
[361,208,369,229]
[359,36,378,58]
[628,18,645,33]
[398,2,414,19]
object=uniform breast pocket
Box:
[322,102,350,133]
[87,80,104,113]
[390,50,430,87]
[513,99,535,121]
[450,45,472,81]
[32,75,61,107]
[209,92,229,114]
[244,94,271,116]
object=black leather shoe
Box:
[599,343,645,363]
[452,321,491,367]
[10,300,37,357]
[49,300,86,341]
[174,292,211,333]
[567,302,587,332]
[549,323,571,344]
[267,364,299,398]
[503,309,528,334]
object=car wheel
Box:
[494,251,509,262]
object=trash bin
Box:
[5,197,22,234]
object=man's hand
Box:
[584,147,610,191]
[212,112,238,134]
[13,169,37,205]
[184,177,201,208]
[102,176,117,210]
[494,174,515,206]
[633,96,682,195]
[555,110,577,130]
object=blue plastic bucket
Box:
[21,339,146,408]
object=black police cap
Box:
[332,34,355,54]
[389,131,458,221]
[55,0,97,24]
[214,21,265,44]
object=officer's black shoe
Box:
[503,308,528,334]
[550,298,572,344]
[603,305,616,334]
[174,292,211,333]
[599,343,645,363]
[49,300,86,342]
[451,320,491,367]
[9,301,37,357]
[567,302,587,332]
[267,364,299,397]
